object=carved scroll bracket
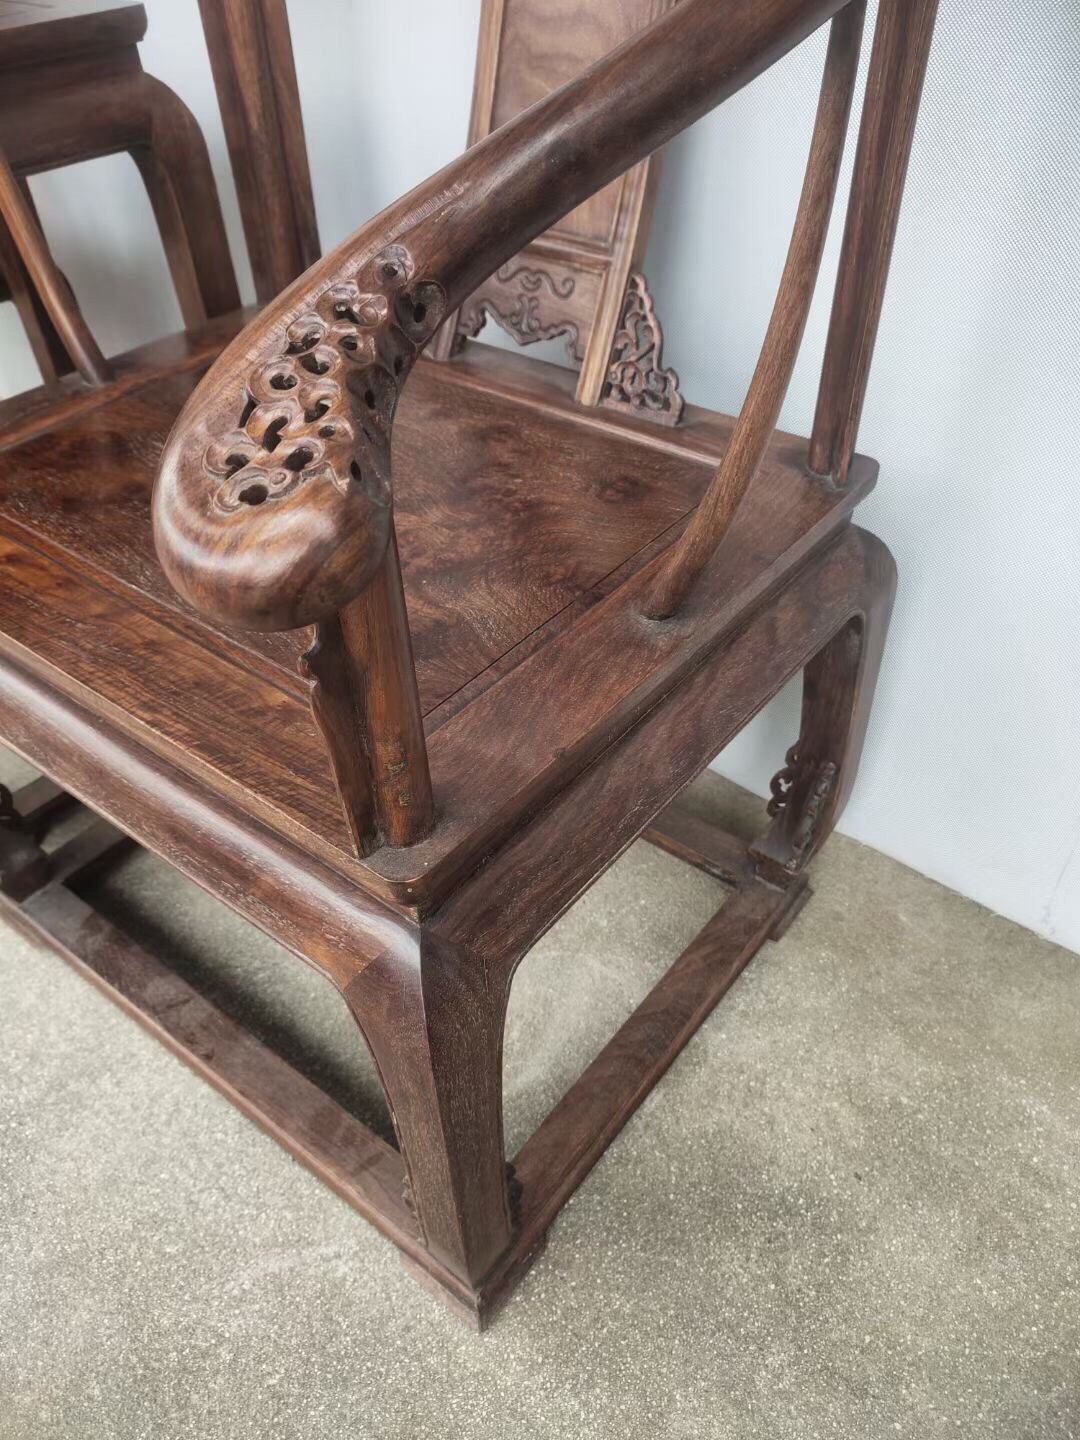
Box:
[600,270,685,427]
[753,742,838,884]
[767,744,801,818]
[455,262,583,362]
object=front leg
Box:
[342,928,514,1310]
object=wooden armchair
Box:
[0,0,937,1325]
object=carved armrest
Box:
[153,0,848,632]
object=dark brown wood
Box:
[196,0,320,304]
[0,0,934,1326]
[809,0,940,484]
[0,352,878,896]
[156,0,851,630]
[0,0,240,360]
[0,145,111,383]
[0,1,146,67]
[154,0,857,850]
[645,1,864,616]
[643,798,753,886]
[750,571,895,884]
[0,202,73,384]
[0,515,897,1321]
[304,534,434,856]
[128,73,243,327]
[430,0,681,418]
[335,537,433,849]
[599,269,685,426]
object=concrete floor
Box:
[1,747,1077,1440]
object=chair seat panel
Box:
[0,343,717,716]
[0,341,876,907]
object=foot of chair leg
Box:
[767,875,812,940]
[343,929,515,1296]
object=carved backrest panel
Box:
[432,0,679,413]
[487,0,664,250]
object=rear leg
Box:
[751,534,896,885]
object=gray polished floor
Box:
[1,747,1077,1439]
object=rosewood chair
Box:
[0,0,242,382]
[0,0,938,1325]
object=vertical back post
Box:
[197,0,321,304]
[809,0,939,484]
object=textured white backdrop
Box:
[0,1,1077,950]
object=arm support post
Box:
[302,532,433,857]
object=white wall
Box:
[1,1,1077,952]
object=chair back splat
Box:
[427,0,684,423]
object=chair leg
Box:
[0,783,50,901]
[341,929,513,1297]
[751,535,896,884]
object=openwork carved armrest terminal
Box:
[153,0,850,635]
[155,243,445,631]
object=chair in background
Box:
[0,0,242,387]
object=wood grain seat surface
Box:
[0,339,875,896]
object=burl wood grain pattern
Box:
[0,0,938,1324]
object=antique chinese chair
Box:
[0,0,937,1325]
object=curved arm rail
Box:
[153,0,851,633]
